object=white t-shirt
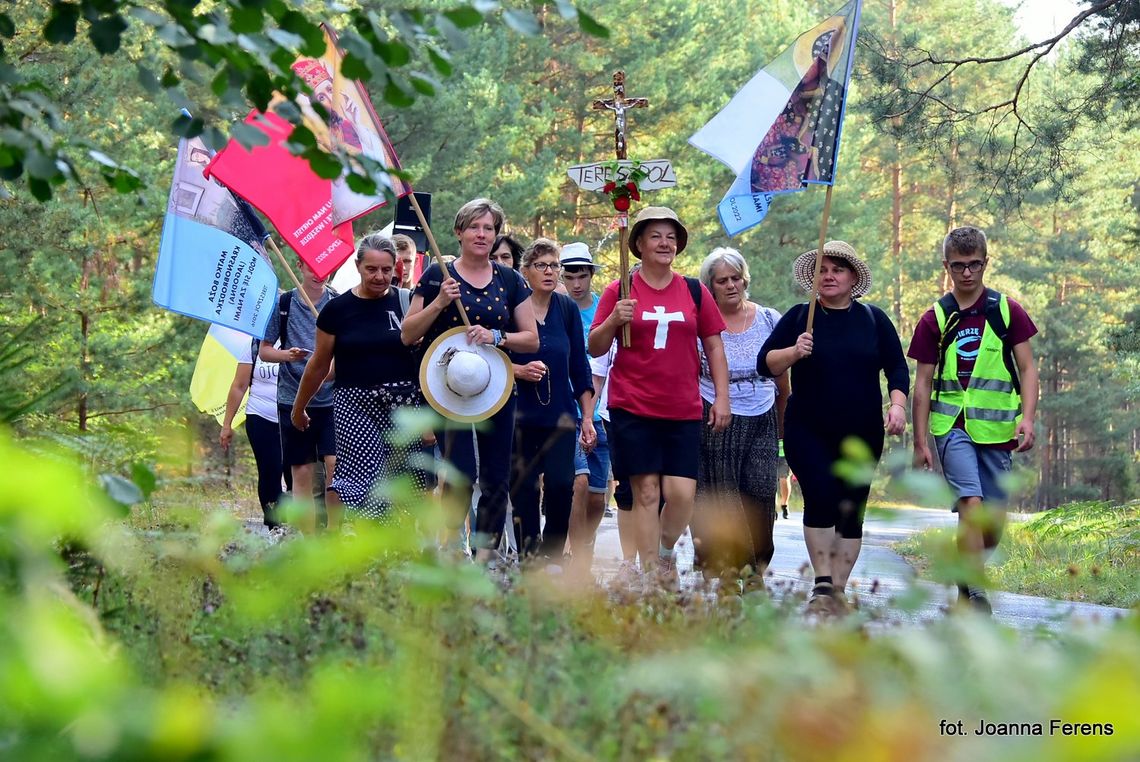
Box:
[698,304,781,416]
[590,341,617,422]
[238,339,281,422]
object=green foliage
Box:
[862,0,1140,211]
[898,500,1140,608]
[4,431,1140,760]
[1,0,608,201]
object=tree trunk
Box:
[891,143,903,326]
[78,308,89,433]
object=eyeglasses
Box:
[528,262,562,272]
[948,259,986,274]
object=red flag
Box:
[204,110,354,280]
[412,251,425,285]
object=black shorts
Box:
[278,403,337,467]
[609,408,700,481]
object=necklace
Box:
[535,363,552,406]
[723,303,753,334]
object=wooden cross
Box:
[591,71,648,161]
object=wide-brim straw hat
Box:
[792,240,872,298]
[629,206,688,260]
[420,327,513,423]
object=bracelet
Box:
[889,402,906,410]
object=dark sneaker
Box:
[968,591,993,615]
[806,583,839,616]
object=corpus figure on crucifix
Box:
[592,71,648,161]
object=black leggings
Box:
[439,396,516,550]
[784,421,884,539]
[245,414,292,525]
[510,424,577,558]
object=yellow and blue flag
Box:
[189,324,255,426]
[689,0,862,236]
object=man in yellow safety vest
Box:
[908,226,1039,615]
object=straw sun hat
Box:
[792,240,872,298]
[419,327,514,423]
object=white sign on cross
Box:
[566,159,677,193]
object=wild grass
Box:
[4,436,1140,761]
[897,500,1140,608]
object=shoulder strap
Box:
[249,337,259,386]
[398,287,411,316]
[761,306,777,334]
[278,290,294,348]
[933,292,962,398]
[983,288,1020,394]
[684,276,702,310]
[982,288,1008,338]
[860,301,879,354]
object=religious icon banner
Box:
[292,23,413,227]
[689,0,862,237]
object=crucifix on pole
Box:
[591,71,648,346]
[591,71,648,161]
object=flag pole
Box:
[618,215,631,347]
[407,192,472,328]
[265,237,320,317]
[805,184,835,334]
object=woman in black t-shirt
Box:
[293,233,423,525]
[758,242,909,615]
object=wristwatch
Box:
[492,329,505,347]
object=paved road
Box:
[589,505,1131,630]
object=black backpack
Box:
[684,276,702,310]
[935,288,1019,395]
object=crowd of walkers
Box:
[222,198,1039,616]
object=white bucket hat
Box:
[792,240,872,298]
[419,327,514,423]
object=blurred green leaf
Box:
[99,474,141,512]
[502,9,539,35]
[576,9,610,38]
[442,7,482,29]
[43,3,80,44]
[88,15,127,54]
[171,113,204,138]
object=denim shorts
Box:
[574,418,611,493]
[935,428,1013,509]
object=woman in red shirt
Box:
[589,207,730,586]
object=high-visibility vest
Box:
[930,292,1021,443]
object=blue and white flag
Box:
[153,133,279,338]
[689,0,862,236]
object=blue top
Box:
[512,292,593,427]
[577,293,601,421]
